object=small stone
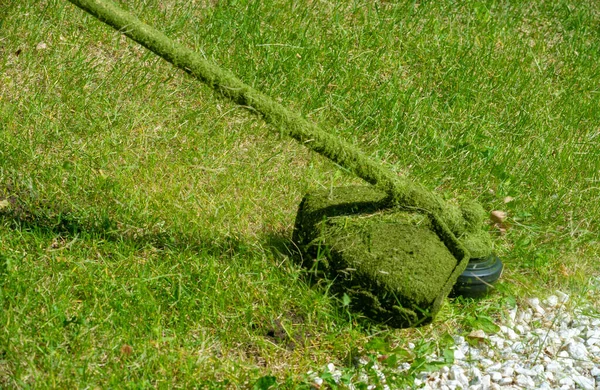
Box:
[449,366,469,386]
[546,361,562,373]
[560,328,581,340]
[532,364,545,374]
[480,358,494,367]
[528,298,546,316]
[489,335,505,349]
[498,377,513,385]
[587,336,600,347]
[573,375,595,390]
[515,366,536,376]
[558,350,570,358]
[567,341,588,360]
[555,291,569,303]
[591,366,600,377]
[559,377,574,387]
[545,295,559,308]
[468,329,487,340]
[36,42,48,50]
[481,374,491,388]
[490,210,507,223]
[469,367,483,385]
[453,349,465,360]
[502,366,515,377]
[516,374,535,387]
[469,348,481,359]
[491,372,502,382]
[511,342,525,353]
[507,328,519,340]
[488,363,502,372]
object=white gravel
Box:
[310,290,600,389]
[411,293,600,390]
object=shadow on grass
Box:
[0,184,282,259]
[0,184,385,330]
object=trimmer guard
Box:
[293,186,470,328]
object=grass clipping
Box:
[66,0,492,326]
[293,187,470,327]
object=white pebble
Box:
[559,377,574,387]
[480,358,494,367]
[515,366,536,376]
[502,366,515,377]
[498,377,513,385]
[586,336,600,347]
[573,375,595,390]
[448,366,469,387]
[556,290,569,303]
[558,350,570,358]
[567,341,589,360]
[532,364,545,374]
[488,362,502,372]
[545,295,559,308]
[481,374,491,388]
[491,372,502,382]
[516,374,535,387]
[511,342,525,353]
[507,328,519,340]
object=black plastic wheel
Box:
[452,254,504,298]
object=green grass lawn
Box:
[1,0,599,387]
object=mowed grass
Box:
[1,0,599,387]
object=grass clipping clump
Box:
[66,0,493,327]
[293,187,470,327]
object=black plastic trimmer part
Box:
[452,255,504,298]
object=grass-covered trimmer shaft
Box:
[66,0,496,326]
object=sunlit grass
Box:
[1,0,599,387]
